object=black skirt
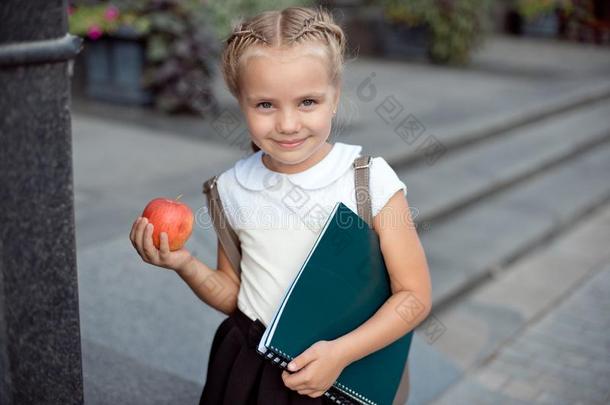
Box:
[199,307,336,405]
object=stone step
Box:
[421,138,610,312]
[383,80,610,170]
[399,98,610,227]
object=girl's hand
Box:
[129,216,194,272]
[281,340,348,398]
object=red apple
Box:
[141,194,194,251]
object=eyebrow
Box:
[246,92,326,102]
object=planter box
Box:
[83,27,152,105]
[335,6,431,60]
[504,8,560,38]
[522,12,559,37]
[331,4,383,58]
[377,21,430,60]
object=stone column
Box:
[0,0,84,403]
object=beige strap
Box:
[353,155,410,404]
[353,155,373,227]
[202,175,242,278]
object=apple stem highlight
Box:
[176,194,183,201]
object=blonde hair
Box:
[219,6,348,153]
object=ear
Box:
[333,86,341,112]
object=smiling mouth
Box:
[276,138,307,145]
[274,138,308,149]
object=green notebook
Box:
[256,202,414,405]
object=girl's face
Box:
[237,43,340,175]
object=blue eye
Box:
[255,99,317,110]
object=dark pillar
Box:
[0,0,84,404]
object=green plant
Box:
[69,0,220,115]
[376,0,424,26]
[516,0,574,21]
[134,0,220,114]
[376,0,492,65]
[68,1,150,39]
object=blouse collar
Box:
[234,142,363,191]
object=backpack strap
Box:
[352,154,411,403]
[353,155,373,227]
[202,175,242,278]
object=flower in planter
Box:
[68,1,150,41]
[104,5,120,21]
[69,0,222,115]
[87,24,103,40]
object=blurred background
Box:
[2,0,610,404]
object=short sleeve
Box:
[368,157,407,218]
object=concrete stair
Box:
[401,98,610,226]
[398,102,610,404]
[395,98,610,311]
[387,82,610,170]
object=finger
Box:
[159,232,170,256]
[282,370,291,387]
[137,217,150,259]
[292,380,314,391]
[282,370,297,390]
[295,388,316,396]
[309,390,325,398]
[283,368,310,389]
[142,222,157,261]
[135,217,148,257]
[133,217,146,260]
[130,217,141,248]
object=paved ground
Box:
[432,263,610,405]
[422,201,610,405]
[69,34,610,404]
[409,197,610,404]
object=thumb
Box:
[288,348,315,372]
[159,232,170,255]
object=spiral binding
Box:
[262,348,290,370]
[262,349,359,404]
[323,387,358,404]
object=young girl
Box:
[129,5,431,405]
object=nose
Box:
[276,109,301,135]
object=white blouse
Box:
[215,142,407,326]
